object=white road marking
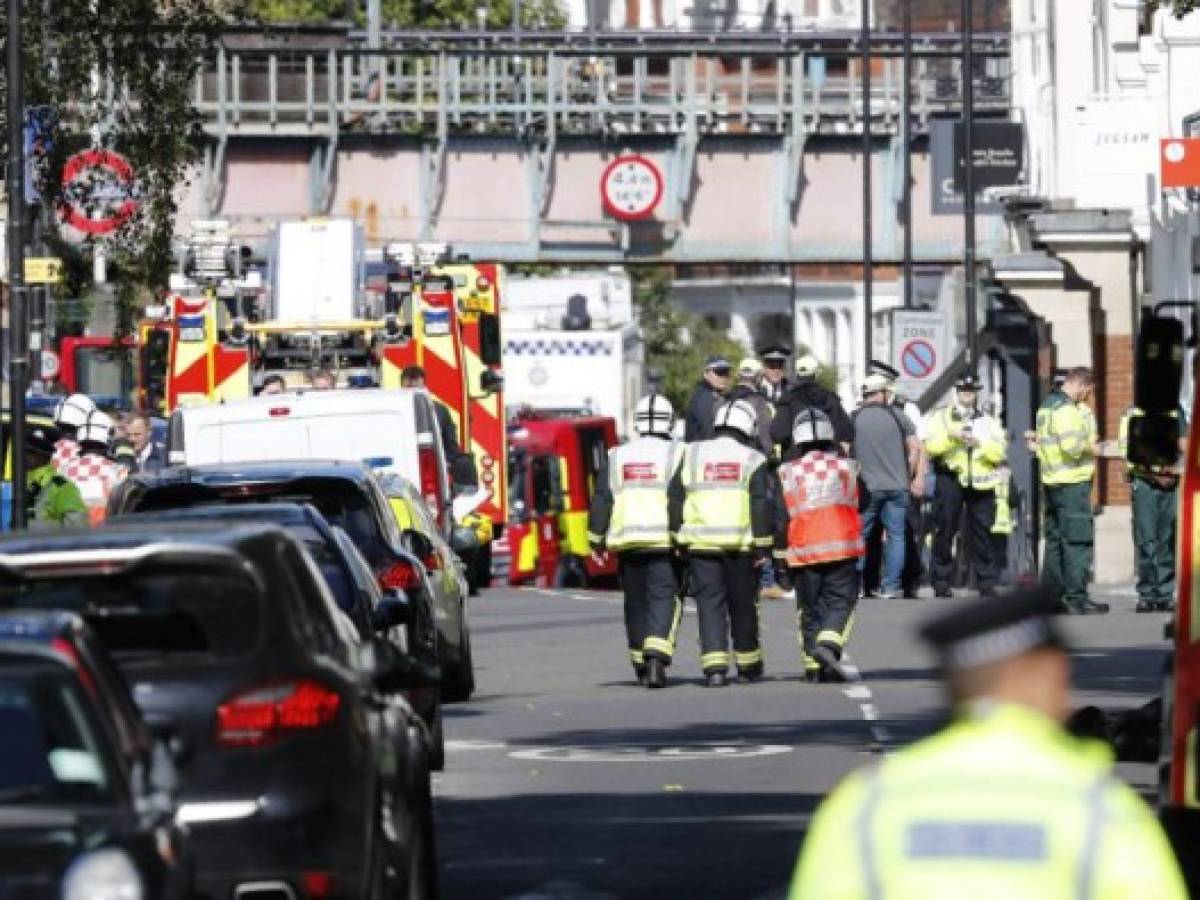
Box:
[510,743,793,762]
[842,685,872,699]
[445,739,509,752]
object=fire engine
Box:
[137,220,507,583]
[497,411,618,588]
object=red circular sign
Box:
[59,149,139,236]
[601,155,664,222]
[901,339,937,378]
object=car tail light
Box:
[418,446,445,528]
[215,680,341,748]
[379,560,422,592]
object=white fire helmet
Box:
[792,408,835,446]
[635,394,675,437]
[77,410,114,448]
[714,399,757,440]
[54,393,97,432]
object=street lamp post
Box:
[962,0,977,368]
[7,0,27,528]
[861,0,872,366]
[902,0,913,309]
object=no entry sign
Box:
[890,310,949,401]
[600,155,663,221]
[60,149,139,236]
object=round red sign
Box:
[60,149,139,236]
[601,155,664,222]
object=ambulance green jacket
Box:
[790,703,1186,900]
[1036,390,1098,486]
[27,464,87,528]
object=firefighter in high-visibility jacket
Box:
[924,373,1006,598]
[774,409,864,683]
[790,584,1187,899]
[1031,366,1108,614]
[1118,405,1187,612]
[588,394,686,689]
[669,399,776,688]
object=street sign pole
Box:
[962,0,977,369]
[7,0,27,529]
[902,0,913,309]
[861,0,873,366]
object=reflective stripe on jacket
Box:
[924,406,1007,490]
[790,703,1187,900]
[602,437,683,551]
[777,451,864,566]
[992,474,1013,535]
[676,437,768,551]
[1036,391,1097,486]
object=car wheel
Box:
[441,619,475,703]
[429,702,445,772]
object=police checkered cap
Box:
[635,394,675,437]
[77,409,113,447]
[714,399,757,440]
[54,393,96,429]
[919,584,1066,671]
[792,408,835,446]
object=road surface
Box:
[435,584,1168,899]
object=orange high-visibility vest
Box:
[778,451,864,566]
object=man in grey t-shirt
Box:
[853,374,922,598]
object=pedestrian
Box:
[1119,404,1187,612]
[310,369,336,390]
[50,392,95,474]
[759,345,791,404]
[588,394,686,689]
[62,410,126,526]
[853,374,921,599]
[770,353,853,454]
[924,373,1007,599]
[669,399,775,687]
[24,424,87,529]
[400,365,479,492]
[728,358,774,456]
[789,584,1187,899]
[1031,366,1108,614]
[259,373,287,395]
[126,412,166,474]
[683,356,731,442]
[774,409,863,683]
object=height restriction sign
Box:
[600,155,664,222]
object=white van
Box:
[166,388,452,526]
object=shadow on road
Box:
[437,790,820,899]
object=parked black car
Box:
[109,461,469,711]
[0,610,191,898]
[115,500,446,769]
[0,522,437,899]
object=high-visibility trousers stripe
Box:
[701,651,730,671]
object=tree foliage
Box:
[3,1,240,311]
[1147,0,1200,16]
[632,267,747,413]
[251,0,566,29]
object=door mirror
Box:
[373,589,412,631]
[479,313,502,366]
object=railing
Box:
[194,38,1011,138]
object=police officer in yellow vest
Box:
[588,394,686,689]
[924,373,1006,598]
[1118,405,1187,613]
[1033,366,1108,614]
[790,584,1187,899]
[669,399,776,688]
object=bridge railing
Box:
[194,41,1011,138]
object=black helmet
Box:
[26,424,61,456]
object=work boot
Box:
[1135,599,1156,614]
[705,671,728,688]
[812,645,850,683]
[645,657,667,689]
[803,668,822,684]
[634,666,648,686]
[1068,599,1111,615]
[760,584,787,601]
[1158,599,1177,612]
[738,663,764,683]
[934,585,953,599]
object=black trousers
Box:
[618,552,681,667]
[689,553,761,674]
[794,558,859,667]
[931,471,997,593]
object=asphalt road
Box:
[434,583,1171,900]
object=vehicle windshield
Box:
[0,666,118,805]
[0,573,262,661]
